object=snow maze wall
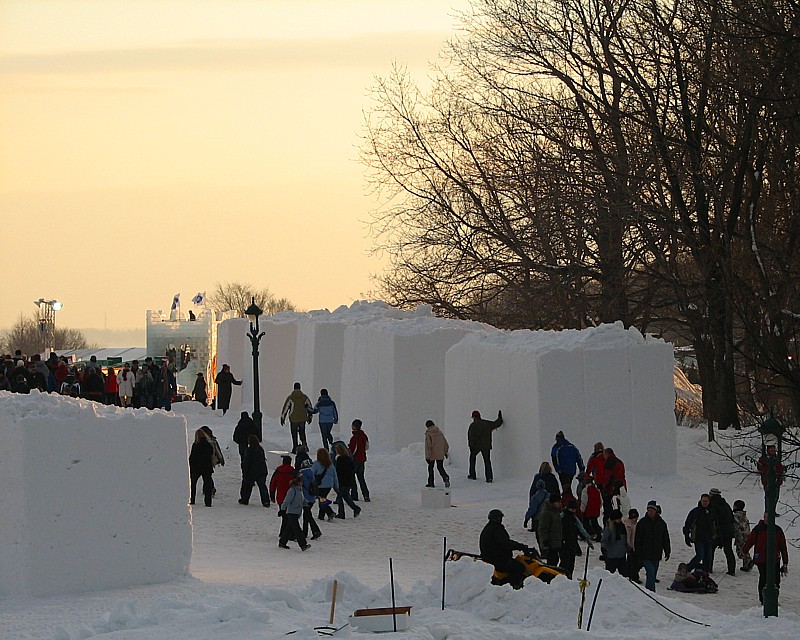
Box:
[217,302,677,476]
[0,392,192,596]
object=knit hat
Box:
[628,508,639,519]
[549,494,561,503]
[646,500,658,511]
[609,509,623,520]
[555,430,565,439]
[709,488,721,496]
[471,410,481,418]
[566,499,578,510]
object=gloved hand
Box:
[278,510,285,517]
[306,416,312,424]
[587,541,595,549]
[780,565,788,576]
[524,519,529,528]
[280,418,285,426]
[685,536,692,547]
[665,554,670,561]
[498,410,503,420]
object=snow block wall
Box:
[217,304,676,478]
[216,317,250,413]
[0,392,192,597]
[444,323,677,477]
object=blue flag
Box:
[171,293,180,311]
[191,291,206,305]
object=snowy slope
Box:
[1,400,797,639]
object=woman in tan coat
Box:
[424,420,450,488]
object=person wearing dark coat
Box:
[634,500,671,592]
[333,443,361,518]
[538,495,563,566]
[233,411,259,463]
[10,373,30,394]
[683,494,719,574]
[530,461,560,498]
[82,367,105,402]
[189,428,214,507]
[214,364,242,415]
[238,434,271,507]
[708,487,736,575]
[562,499,593,578]
[479,509,528,589]
[467,409,503,482]
[192,372,208,406]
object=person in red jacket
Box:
[600,448,626,520]
[742,513,789,605]
[585,442,605,481]
[579,477,603,541]
[269,455,296,508]
[349,419,371,502]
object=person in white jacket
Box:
[117,364,136,407]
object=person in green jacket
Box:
[467,409,503,482]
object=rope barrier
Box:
[627,578,711,626]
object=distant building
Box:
[146,308,236,398]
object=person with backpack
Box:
[551,431,585,493]
[312,388,338,450]
[238,435,270,507]
[233,411,259,464]
[524,479,548,538]
[424,419,450,488]
[311,447,339,521]
[269,455,296,508]
[530,461,560,499]
[200,425,224,497]
[333,443,361,518]
[189,428,214,507]
[298,459,322,540]
[60,367,80,397]
[278,475,311,551]
[281,382,313,453]
[349,419,371,501]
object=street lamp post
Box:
[245,297,265,438]
[758,416,784,617]
[34,298,63,355]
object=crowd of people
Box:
[4,351,788,607]
[472,427,789,606]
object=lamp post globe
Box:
[758,416,784,617]
[245,297,264,436]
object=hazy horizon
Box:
[1,0,469,330]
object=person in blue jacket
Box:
[298,459,323,540]
[525,479,549,540]
[311,448,339,521]
[311,388,339,450]
[551,431,585,494]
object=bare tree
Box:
[1,314,92,355]
[206,282,296,317]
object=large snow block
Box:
[0,392,191,596]
[340,319,474,450]
[444,323,676,479]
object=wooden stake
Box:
[329,579,338,624]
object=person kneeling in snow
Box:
[480,509,528,589]
[669,563,718,593]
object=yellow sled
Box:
[446,549,566,585]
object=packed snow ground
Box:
[1,400,798,639]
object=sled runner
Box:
[445,548,567,585]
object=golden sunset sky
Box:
[0,0,466,332]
